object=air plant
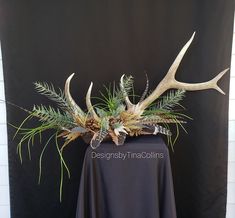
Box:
[13,32,228,201]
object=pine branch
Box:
[34,82,70,112]
[156,89,186,111]
[32,105,75,128]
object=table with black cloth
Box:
[76,135,177,218]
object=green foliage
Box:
[94,83,125,117]
[13,118,70,202]
[32,105,75,128]
[55,131,70,202]
[100,117,110,130]
[156,89,186,111]
[96,108,109,118]
[112,104,126,117]
[14,117,56,164]
[142,89,188,150]
[34,82,70,112]
[143,89,187,121]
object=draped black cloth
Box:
[0,0,234,217]
[76,136,177,218]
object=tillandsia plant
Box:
[13,32,228,201]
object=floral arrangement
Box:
[14,32,228,200]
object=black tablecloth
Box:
[76,135,177,218]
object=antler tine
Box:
[65,73,85,117]
[120,74,133,109]
[135,32,227,113]
[86,82,100,121]
[166,32,195,80]
[174,68,229,94]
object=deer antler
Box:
[65,74,85,117]
[86,82,100,121]
[128,32,228,115]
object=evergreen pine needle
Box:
[156,89,186,111]
[34,82,70,112]
[32,105,75,128]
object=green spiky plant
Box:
[13,83,78,201]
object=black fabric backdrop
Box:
[0,0,234,218]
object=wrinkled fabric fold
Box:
[76,135,177,218]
